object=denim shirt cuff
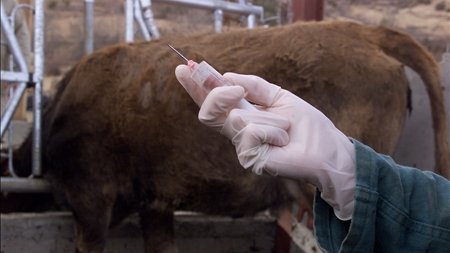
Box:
[313,138,450,252]
[313,138,379,252]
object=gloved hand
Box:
[175,65,356,220]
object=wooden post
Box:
[291,0,324,22]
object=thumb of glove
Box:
[175,64,209,107]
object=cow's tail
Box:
[368,25,449,179]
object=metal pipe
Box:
[264,16,280,25]
[0,4,28,72]
[1,178,52,193]
[32,0,45,177]
[7,91,17,178]
[0,71,30,82]
[125,0,134,42]
[10,4,34,19]
[134,0,151,41]
[0,4,28,139]
[247,13,255,28]
[2,3,34,179]
[84,0,95,55]
[140,0,160,39]
[213,9,223,33]
[7,83,18,178]
[152,0,264,22]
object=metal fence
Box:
[1,0,48,192]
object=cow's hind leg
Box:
[73,215,109,253]
[139,207,177,253]
[47,129,120,252]
[68,184,116,253]
[64,164,117,253]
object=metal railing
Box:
[1,0,50,192]
[85,0,265,53]
[124,0,264,43]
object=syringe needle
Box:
[167,44,189,62]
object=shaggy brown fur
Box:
[3,20,449,253]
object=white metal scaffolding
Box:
[1,0,50,192]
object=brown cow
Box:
[3,20,449,253]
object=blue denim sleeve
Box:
[313,139,450,253]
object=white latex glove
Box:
[175,65,356,220]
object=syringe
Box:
[168,44,256,111]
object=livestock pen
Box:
[1,1,449,253]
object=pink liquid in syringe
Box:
[187,60,223,92]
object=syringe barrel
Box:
[190,61,227,92]
[189,61,256,111]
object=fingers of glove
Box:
[237,143,270,175]
[223,72,321,119]
[223,72,281,107]
[233,123,290,158]
[221,109,290,140]
[261,146,321,182]
[198,85,246,131]
[175,64,208,107]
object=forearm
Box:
[314,139,450,252]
